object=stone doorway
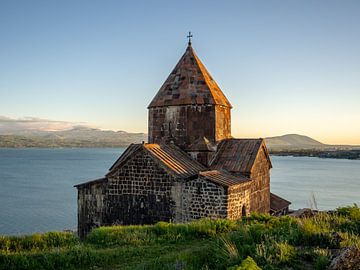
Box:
[241,205,247,217]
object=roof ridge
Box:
[143,143,205,178]
[199,169,251,186]
[107,144,143,174]
[146,145,188,174]
[189,47,231,108]
[211,138,271,174]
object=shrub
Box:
[315,255,330,270]
[243,212,275,225]
[255,239,295,266]
[228,256,261,270]
[296,214,341,248]
[337,204,360,220]
[248,224,267,243]
[339,232,360,248]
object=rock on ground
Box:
[329,245,360,270]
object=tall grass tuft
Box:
[227,256,261,270]
[255,238,295,266]
[0,232,79,254]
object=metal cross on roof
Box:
[187,31,193,45]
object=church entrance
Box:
[241,205,247,217]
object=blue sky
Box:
[0,1,359,144]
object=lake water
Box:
[0,148,359,235]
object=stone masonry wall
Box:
[215,105,231,141]
[181,177,228,221]
[104,150,176,226]
[148,105,217,151]
[227,182,251,219]
[249,146,271,213]
[77,181,106,239]
[148,104,231,166]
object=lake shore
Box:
[270,149,360,160]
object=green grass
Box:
[0,205,359,270]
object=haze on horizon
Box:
[0,1,359,145]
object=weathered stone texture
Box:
[181,177,228,221]
[149,105,216,148]
[77,181,106,239]
[215,105,231,141]
[148,104,231,166]
[227,182,251,219]
[105,150,176,226]
[248,146,271,213]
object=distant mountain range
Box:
[0,127,358,150]
[0,126,147,148]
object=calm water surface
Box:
[0,148,359,235]
[0,148,124,235]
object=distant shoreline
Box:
[270,149,360,160]
[0,146,360,160]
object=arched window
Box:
[241,205,247,217]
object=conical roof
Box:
[148,45,232,108]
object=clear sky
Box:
[0,0,359,144]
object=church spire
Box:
[148,38,232,161]
[148,39,232,109]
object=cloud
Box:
[0,116,92,134]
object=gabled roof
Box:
[210,138,272,174]
[270,193,291,212]
[108,144,143,172]
[74,177,107,188]
[148,45,232,108]
[107,143,206,179]
[199,170,251,187]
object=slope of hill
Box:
[0,127,147,148]
[0,129,358,151]
[265,134,325,150]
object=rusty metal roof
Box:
[107,143,206,179]
[210,138,272,174]
[74,177,107,188]
[148,45,232,108]
[144,143,206,178]
[199,170,250,187]
[270,193,291,212]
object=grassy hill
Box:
[1,205,359,270]
[265,134,324,150]
[0,127,147,148]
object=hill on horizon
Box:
[0,126,147,148]
[0,126,358,150]
[264,134,360,151]
[265,134,324,150]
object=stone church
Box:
[75,39,290,239]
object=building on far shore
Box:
[75,37,290,239]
